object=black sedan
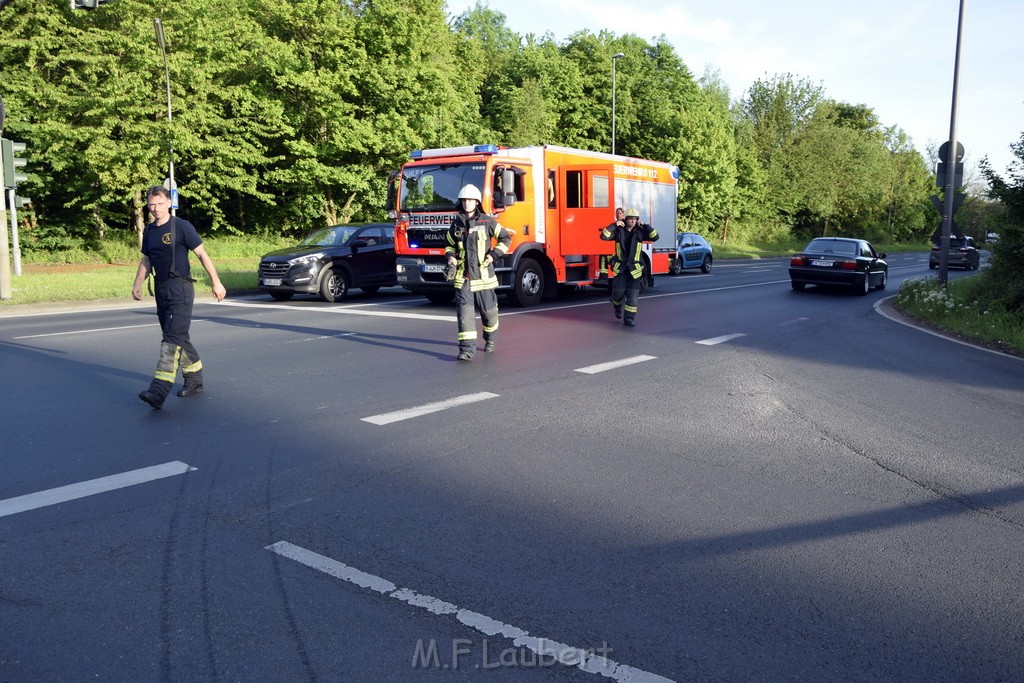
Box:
[258,223,396,302]
[788,237,888,295]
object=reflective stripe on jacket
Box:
[445,211,512,291]
[600,221,659,279]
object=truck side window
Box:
[565,170,582,208]
[547,171,556,208]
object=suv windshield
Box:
[400,163,487,212]
[299,227,358,247]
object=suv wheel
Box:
[319,266,349,302]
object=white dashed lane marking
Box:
[695,333,746,346]
[267,541,676,682]
[361,391,500,425]
[0,461,196,518]
[575,355,657,375]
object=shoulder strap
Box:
[169,216,179,277]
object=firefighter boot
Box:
[139,379,172,409]
[484,337,496,353]
[177,370,204,397]
[613,303,623,320]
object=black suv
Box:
[258,223,396,302]
[929,235,980,270]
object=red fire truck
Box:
[390,144,679,306]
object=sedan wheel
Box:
[859,272,871,295]
[700,255,713,274]
[876,271,887,290]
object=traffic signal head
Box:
[2,137,28,189]
[71,0,111,9]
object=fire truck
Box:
[389,144,679,306]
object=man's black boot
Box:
[139,379,172,409]
[177,372,204,398]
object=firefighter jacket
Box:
[600,221,659,279]
[445,210,512,292]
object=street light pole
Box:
[153,17,176,215]
[611,52,624,155]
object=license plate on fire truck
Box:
[422,264,445,273]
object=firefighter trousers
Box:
[150,277,203,396]
[610,273,642,323]
[455,281,499,355]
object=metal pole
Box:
[8,188,20,275]
[0,167,10,299]
[154,18,176,215]
[611,52,624,155]
[938,0,966,286]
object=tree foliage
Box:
[0,0,984,254]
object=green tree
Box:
[979,132,1024,310]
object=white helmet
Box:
[458,184,482,202]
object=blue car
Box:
[670,232,713,274]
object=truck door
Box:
[557,164,616,256]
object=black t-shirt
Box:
[141,217,202,282]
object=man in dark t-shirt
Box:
[131,186,226,409]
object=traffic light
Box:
[13,195,30,209]
[71,0,111,8]
[1,137,28,189]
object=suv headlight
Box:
[289,253,325,267]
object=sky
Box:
[446,0,1023,179]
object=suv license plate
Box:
[422,264,445,273]
[262,278,283,286]
[811,260,833,267]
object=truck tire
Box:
[509,258,543,307]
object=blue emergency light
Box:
[409,144,499,159]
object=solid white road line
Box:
[0,461,196,518]
[575,355,657,375]
[695,333,746,346]
[217,299,454,322]
[266,541,675,682]
[14,322,160,339]
[361,391,500,425]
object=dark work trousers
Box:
[610,272,642,324]
[150,277,201,395]
[455,281,499,356]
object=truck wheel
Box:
[424,291,455,305]
[510,258,543,307]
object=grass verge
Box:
[892,275,1024,357]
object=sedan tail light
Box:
[790,257,806,266]
[840,260,858,270]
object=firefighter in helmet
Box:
[599,207,658,326]
[445,184,512,361]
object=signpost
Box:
[937,0,967,286]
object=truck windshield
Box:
[400,163,487,212]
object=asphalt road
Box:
[1,253,1022,681]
